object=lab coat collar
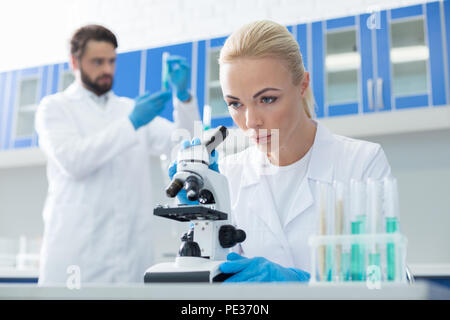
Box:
[64,81,116,102]
[241,120,336,188]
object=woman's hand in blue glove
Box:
[220,252,310,282]
[168,138,219,204]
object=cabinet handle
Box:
[376,78,384,110]
[367,79,374,110]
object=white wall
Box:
[0,0,431,72]
[364,129,450,267]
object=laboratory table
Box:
[0,280,449,300]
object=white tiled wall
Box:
[0,0,434,72]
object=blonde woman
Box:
[173,20,391,282]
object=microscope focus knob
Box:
[179,230,201,257]
[219,225,246,248]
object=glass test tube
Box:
[350,179,367,281]
[384,177,400,281]
[315,181,335,281]
[366,179,383,279]
[162,52,170,91]
[333,181,350,282]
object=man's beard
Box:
[80,67,113,96]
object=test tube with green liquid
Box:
[350,179,366,281]
[366,179,382,278]
[384,177,400,281]
[161,52,170,91]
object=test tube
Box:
[315,181,336,281]
[161,52,170,91]
[325,182,335,281]
[349,179,367,281]
[315,181,327,282]
[366,179,382,278]
[203,105,212,131]
[383,177,400,281]
[333,181,350,282]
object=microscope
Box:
[144,126,246,283]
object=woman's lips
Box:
[254,134,271,144]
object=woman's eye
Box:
[227,101,242,109]
[261,96,277,104]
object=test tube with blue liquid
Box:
[161,52,170,91]
[349,179,366,281]
[383,177,400,281]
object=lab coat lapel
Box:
[241,149,295,266]
[282,176,313,228]
[283,121,336,228]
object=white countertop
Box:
[0,281,449,300]
[2,263,450,280]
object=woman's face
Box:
[220,57,310,154]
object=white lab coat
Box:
[35,82,200,285]
[219,121,391,273]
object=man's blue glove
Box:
[166,55,191,102]
[129,91,172,130]
[220,252,310,282]
[168,138,219,205]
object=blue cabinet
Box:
[1,1,449,152]
[374,2,447,111]
[313,2,448,118]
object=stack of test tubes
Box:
[308,177,407,285]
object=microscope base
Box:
[144,257,232,283]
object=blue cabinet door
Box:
[113,50,142,99]
[377,2,447,111]
[312,21,325,118]
[297,23,309,75]
[201,35,235,128]
[360,12,376,114]
[426,1,447,107]
[373,9,393,112]
[145,42,194,122]
[312,16,361,118]
[2,66,50,149]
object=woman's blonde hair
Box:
[219,20,315,118]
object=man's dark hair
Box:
[70,24,118,59]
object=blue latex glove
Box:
[168,138,219,204]
[220,252,310,283]
[129,91,172,130]
[166,55,191,102]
